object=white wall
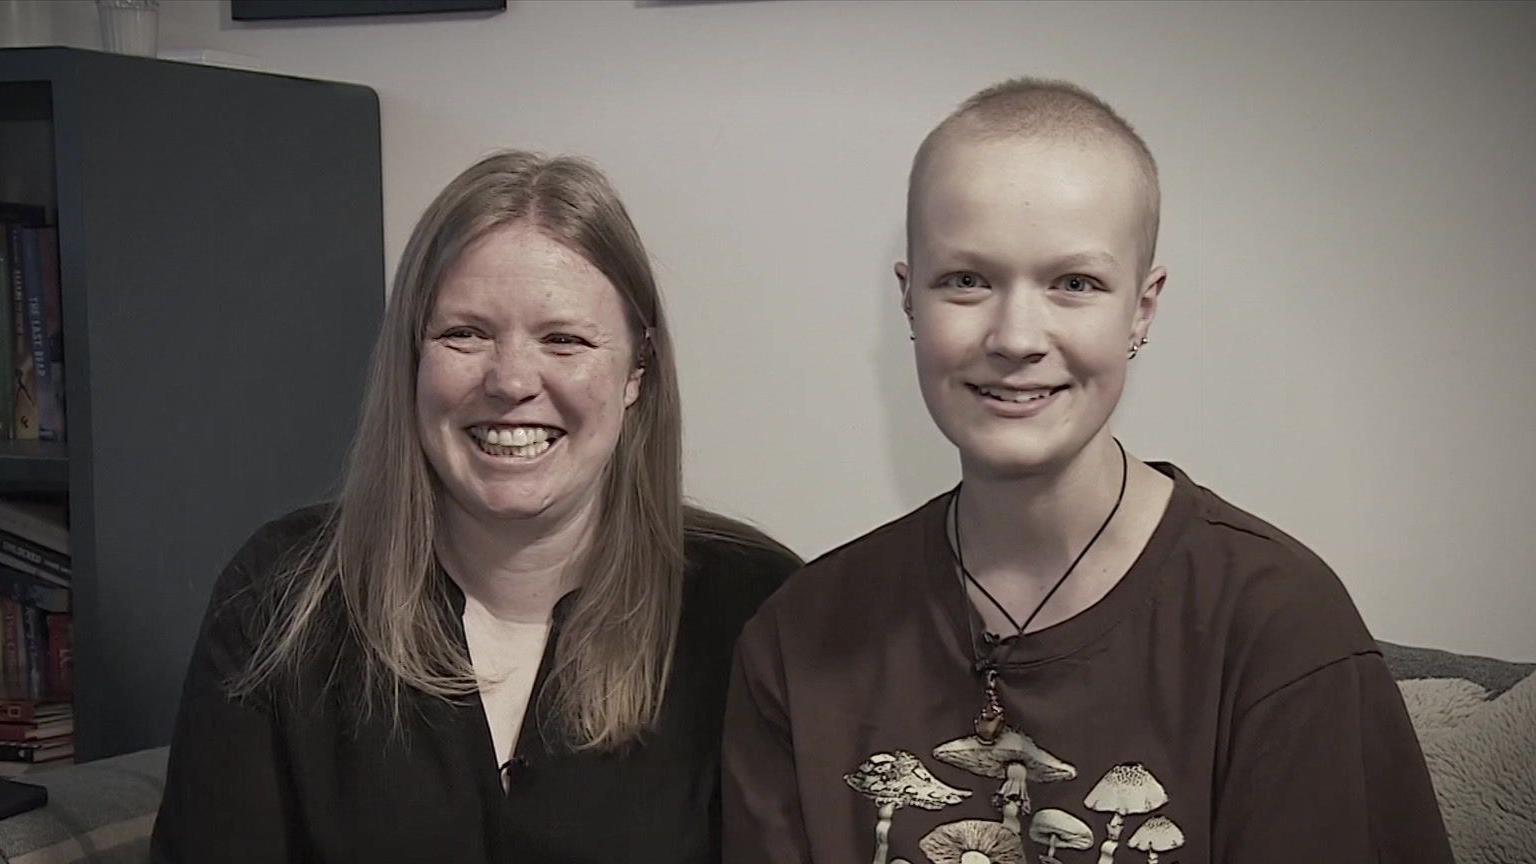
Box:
[39,0,1536,659]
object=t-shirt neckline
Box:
[921,461,1198,668]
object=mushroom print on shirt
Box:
[844,732,1184,864]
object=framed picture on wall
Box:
[232,0,506,20]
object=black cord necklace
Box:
[948,437,1129,743]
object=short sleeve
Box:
[1214,651,1454,863]
[722,609,813,864]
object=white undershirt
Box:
[461,593,551,772]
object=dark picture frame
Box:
[232,0,506,21]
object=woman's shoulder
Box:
[1158,464,1380,702]
[225,503,336,583]
[683,507,802,599]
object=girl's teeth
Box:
[980,387,1052,403]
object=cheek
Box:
[416,351,478,419]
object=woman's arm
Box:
[1214,651,1453,863]
[151,536,302,863]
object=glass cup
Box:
[96,0,159,58]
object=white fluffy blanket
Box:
[1407,674,1536,864]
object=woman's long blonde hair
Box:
[233,150,752,750]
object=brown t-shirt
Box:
[723,463,1452,864]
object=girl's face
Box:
[898,134,1164,481]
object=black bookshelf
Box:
[0,47,384,760]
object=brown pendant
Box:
[974,666,1005,743]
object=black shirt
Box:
[152,506,798,863]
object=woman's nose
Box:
[982,287,1050,362]
[482,340,542,403]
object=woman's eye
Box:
[938,272,989,291]
[439,327,482,341]
[545,333,593,349]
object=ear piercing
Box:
[1128,336,1149,359]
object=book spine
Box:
[0,741,44,762]
[21,228,51,442]
[35,228,62,441]
[10,225,37,440]
[20,604,42,699]
[0,700,38,723]
[0,222,12,439]
[0,551,65,589]
[45,613,70,699]
[0,566,67,613]
[0,598,18,698]
[0,723,39,742]
[0,532,70,580]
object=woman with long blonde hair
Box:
[154,151,798,863]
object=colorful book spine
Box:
[45,614,70,699]
[20,605,42,699]
[9,224,36,440]
[0,224,11,440]
[20,228,54,441]
[0,565,68,614]
[0,598,19,698]
[0,205,42,441]
[34,228,63,441]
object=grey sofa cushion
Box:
[0,747,166,864]
[1379,639,1535,697]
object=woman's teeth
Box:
[471,425,556,457]
[976,385,1058,403]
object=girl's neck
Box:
[956,433,1130,581]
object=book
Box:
[0,225,10,440]
[0,563,68,613]
[20,228,56,441]
[0,700,69,724]
[0,598,19,698]
[0,529,69,580]
[0,550,67,589]
[45,614,70,699]
[0,717,72,741]
[9,223,36,440]
[31,228,63,441]
[0,738,74,763]
[20,604,42,699]
[0,499,68,555]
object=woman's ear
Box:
[895,261,913,323]
[1134,264,1167,340]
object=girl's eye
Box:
[1059,275,1100,293]
[937,272,990,291]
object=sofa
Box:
[0,642,1531,864]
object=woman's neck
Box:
[956,433,1130,583]
[437,497,597,623]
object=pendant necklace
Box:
[948,438,1128,744]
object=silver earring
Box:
[1127,336,1149,359]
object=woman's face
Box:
[898,134,1163,481]
[416,224,642,533]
